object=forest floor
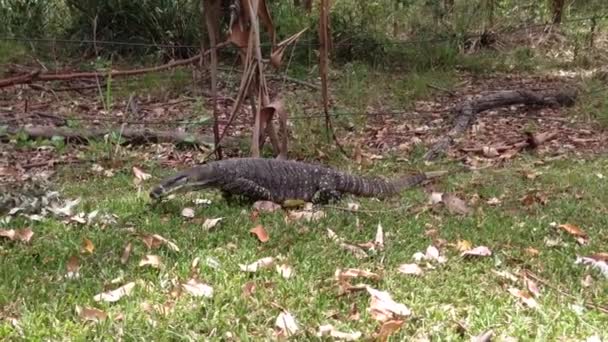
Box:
[1,56,608,340]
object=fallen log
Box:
[1,125,225,148]
[423,88,577,161]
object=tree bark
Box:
[551,0,565,24]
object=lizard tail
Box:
[336,171,445,199]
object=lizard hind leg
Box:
[221,178,274,203]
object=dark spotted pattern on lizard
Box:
[150,158,437,204]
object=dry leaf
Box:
[581,274,594,287]
[82,238,95,254]
[524,247,540,257]
[181,279,213,298]
[48,198,81,217]
[575,255,608,278]
[76,306,107,323]
[181,208,195,218]
[413,245,447,263]
[558,223,588,244]
[202,217,223,230]
[397,263,423,276]
[121,242,133,265]
[456,240,472,252]
[317,324,362,341]
[443,193,472,215]
[275,311,299,336]
[250,225,269,242]
[0,228,34,243]
[242,281,257,297]
[375,223,384,250]
[336,268,381,281]
[471,330,494,342]
[276,264,294,279]
[287,209,326,222]
[94,282,136,302]
[507,287,538,308]
[378,319,404,342]
[140,234,180,252]
[524,277,541,297]
[366,286,411,322]
[66,255,80,279]
[132,166,151,182]
[252,201,281,213]
[486,197,501,205]
[461,246,492,257]
[491,269,518,282]
[347,202,360,211]
[239,257,275,272]
[139,255,163,269]
[429,192,443,205]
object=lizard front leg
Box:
[221,178,273,202]
[312,174,342,204]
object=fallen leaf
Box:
[340,243,369,259]
[75,306,107,323]
[121,242,133,264]
[275,311,299,336]
[336,268,381,281]
[378,319,404,342]
[194,198,212,205]
[66,255,80,279]
[252,201,281,213]
[287,209,325,222]
[524,277,541,297]
[276,264,294,279]
[82,238,95,254]
[250,225,269,243]
[93,282,136,302]
[239,257,275,272]
[486,197,501,205]
[461,246,492,257]
[413,245,447,263]
[471,330,494,342]
[397,263,423,276]
[242,281,257,297]
[524,247,540,256]
[375,223,384,250]
[442,193,471,215]
[181,279,213,298]
[429,192,444,205]
[139,255,163,269]
[575,255,608,278]
[48,198,81,217]
[132,166,151,181]
[456,240,472,252]
[347,202,360,211]
[582,274,594,287]
[317,324,362,341]
[558,223,588,245]
[482,146,499,158]
[181,208,195,218]
[366,286,411,322]
[202,217,223,230]
[507,287,538,309]
[0,228,34,243]
[140,234,180,252]
[205,256,220,269]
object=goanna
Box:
[150,158,442,204]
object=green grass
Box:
[1,154,607,340]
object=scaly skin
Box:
[150,158,435,204]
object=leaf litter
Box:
[317,324,362,341]
[239,257,275,273]
[93,282,136,302]
[181,278,214,298]
[275,311,299,337]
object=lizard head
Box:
[149,165,218,200]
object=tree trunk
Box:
[551,0,565,24]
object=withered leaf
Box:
[239,257,275,273]
[181,278,213,298]
[66,255,80,279]
[366,286,411,322]
[442,193,472,215]
[140,234,180,251]
[275,311,299,336]
[397,263,423,276]
[558,223,588,244]
[378,319,405,342]
[132,166,151,181]
[276,264,294,279]
[317,324,362,341]
[252,200,281,213]
[82,238,95,254]
[202,217,223,230]
[181,207,195,218]
[120,242,133,264]
[461,246,492,257]
[336,268,381,281]
[76,306,107,323]
[250,225,269,243]
[507,287,538,309]
[93,282,136,302]
[139,255,163,269]
[0,228,34,243]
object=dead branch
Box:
[1,125,225,148]
[424,88,576,160]
[0,42,230,89]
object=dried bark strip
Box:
[423,89,577,160]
